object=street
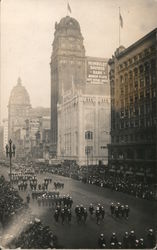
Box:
[0,165,156,248]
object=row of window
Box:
[112,116,156,129]
[112,132,155,143]
[119,49,155,71]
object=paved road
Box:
[0,165,157,248]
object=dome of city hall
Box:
[9,78,31,106]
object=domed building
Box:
[8,77,31,140]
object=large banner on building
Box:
[86,57,108,84]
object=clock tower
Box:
[50,16,86,155]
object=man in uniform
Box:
[110,232,118,247]
[110,202,115,216]
[77,207,82,224]
[101,206,105,220]
[122,232,129,249]
[75,205,80,216]
[67,209,72,224]
[129,230,136,248]
[124,205,130,219]
[95,207,101,224]
[147,228,156,248]
[98,233,106,249]
[54,209,59,222]
[26,194,30,204]
[83,208,88,224]
[139,238,145,249]
[61,208,65,225]
[89,203,94,216]
[115,205,119,218]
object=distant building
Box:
[50,16,110,165]
[24,115,51,160]
[30,107,50,117]
[108,28,157,182]
[8,77,31,140]
[8,78,50,159]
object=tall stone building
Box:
[108,28,157,182]
[50,16,86,156]
[50,16,110,165]
[8,77,31,140]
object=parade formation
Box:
[0,1,157,249]
[0,162,156,249]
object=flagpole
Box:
[119,7,120,47]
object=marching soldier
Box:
[129,230,136,248]
[124,205,130,219]
[115,206,119,218]
[110,202,115,216]
[89,203,94,216]
[122,232,129,249]
[139,238,145,249]
[147,228,156,248]
[67,209,72,223]
[110,232,118,247]
[95,207,101,224]
[61,209,65,225]
[83,208,88,224]
[54,210,59,222]
[98,234,106,249]
[101,206,105,220]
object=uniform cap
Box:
[100,233,104,237]
[130,230,134,234]
[112,232,116,236]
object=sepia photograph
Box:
[0,0,157,249]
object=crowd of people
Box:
[86,175,156,200]
[8,218,58,249]
[98,228,156,249]
[0,175,24,227]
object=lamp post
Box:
[6,139,16,187]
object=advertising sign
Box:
[86,58,108,84]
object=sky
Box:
[1,0,157,122]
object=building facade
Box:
[57,86,110,166]
[108,28,157,182]
[8,78,51,159]
[8,77,31,141]
[50,16,110,164]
